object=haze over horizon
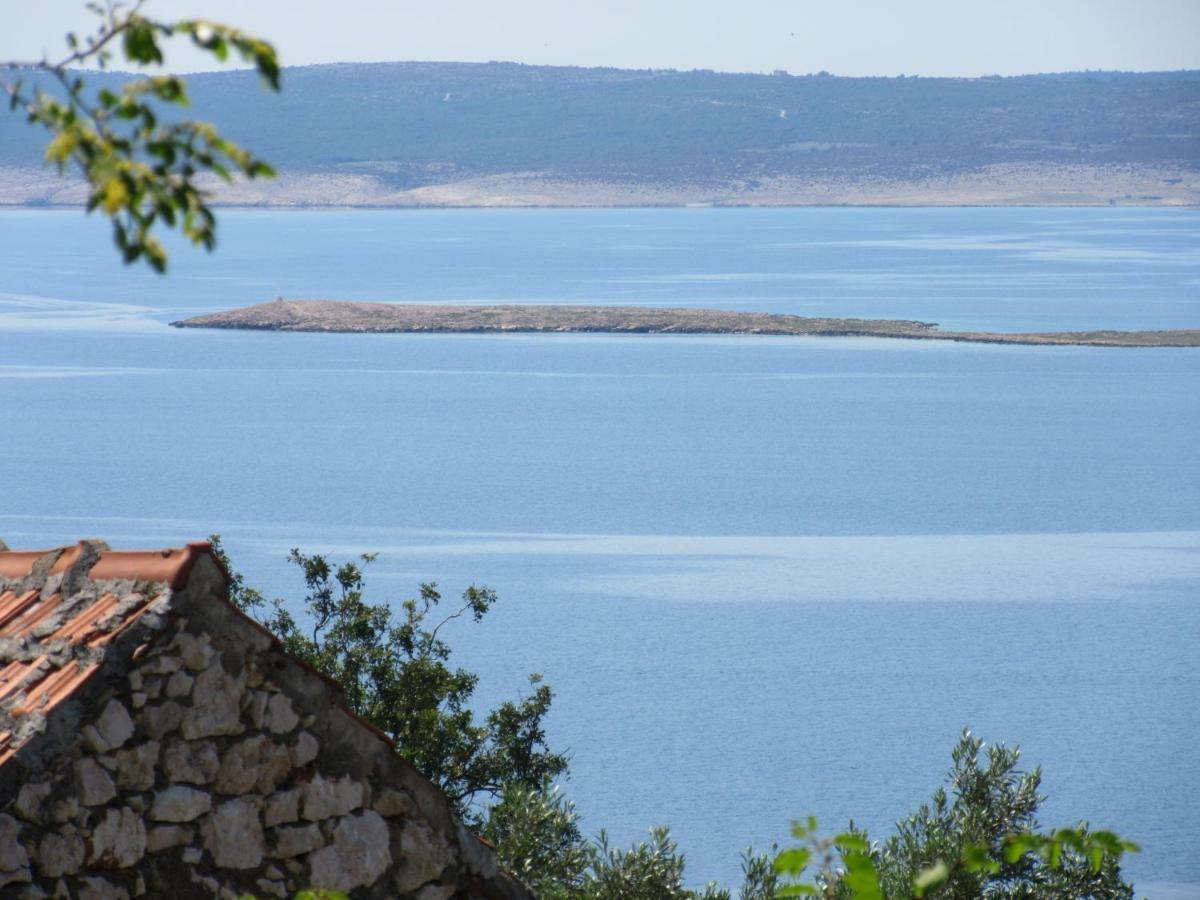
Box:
[6,0,1200,78]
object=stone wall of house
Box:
[0,556,529,899]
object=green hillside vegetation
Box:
[3,63,1198,191]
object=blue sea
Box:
[1,207,1198,897]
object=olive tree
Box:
[773,730,1138,899]
[210,537,569,824]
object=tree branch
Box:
[0,1,279,272]
[428,600,475,648]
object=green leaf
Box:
[843,852,882,900]
[913,861,949,897]
[773,847,811,876]
[44,131,77,164]
[146,141,177,166]
[122,19,164,65]
[1003,838,1029,864]
[256,50,281,91]
[152,77,187,104]
[777,886,818,897]
[1048,840,1062,869]
[100,177,129,214]
[144,237,168,273]
[835,833,870,853]
[961,842,1001,874]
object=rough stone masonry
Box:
[0,541,531,899]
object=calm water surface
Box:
[1,208,1197,896]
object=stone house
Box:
[0,539,533,899]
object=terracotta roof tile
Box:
[0,590,41,631]
[87,542,213,588]
[0,541,214,766]
[0,551,49,580]
[0,538,399,755]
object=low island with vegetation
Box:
[173,299,1200,347]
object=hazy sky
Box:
[5,0,1199,77]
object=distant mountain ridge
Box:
[2,62,1198,206]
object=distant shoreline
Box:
[172,301,1200,348]
[4,163,1197,209]
[5,201,1199,211]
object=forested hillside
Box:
[3,63,1198,204]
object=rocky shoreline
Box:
[172,300,1200,347]
[6,164,1198,208]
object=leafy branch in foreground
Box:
[1,1,279,271]
[773,730,1138,899]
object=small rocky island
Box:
[172,300,1200,347]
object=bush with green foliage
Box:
[214,538,786,898]
[211,538,567,824]
[773,730,1138,899]
[481,780,780,900]
[579,827,729,900]
[212,544,1139,900]
[481,780,591,898]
